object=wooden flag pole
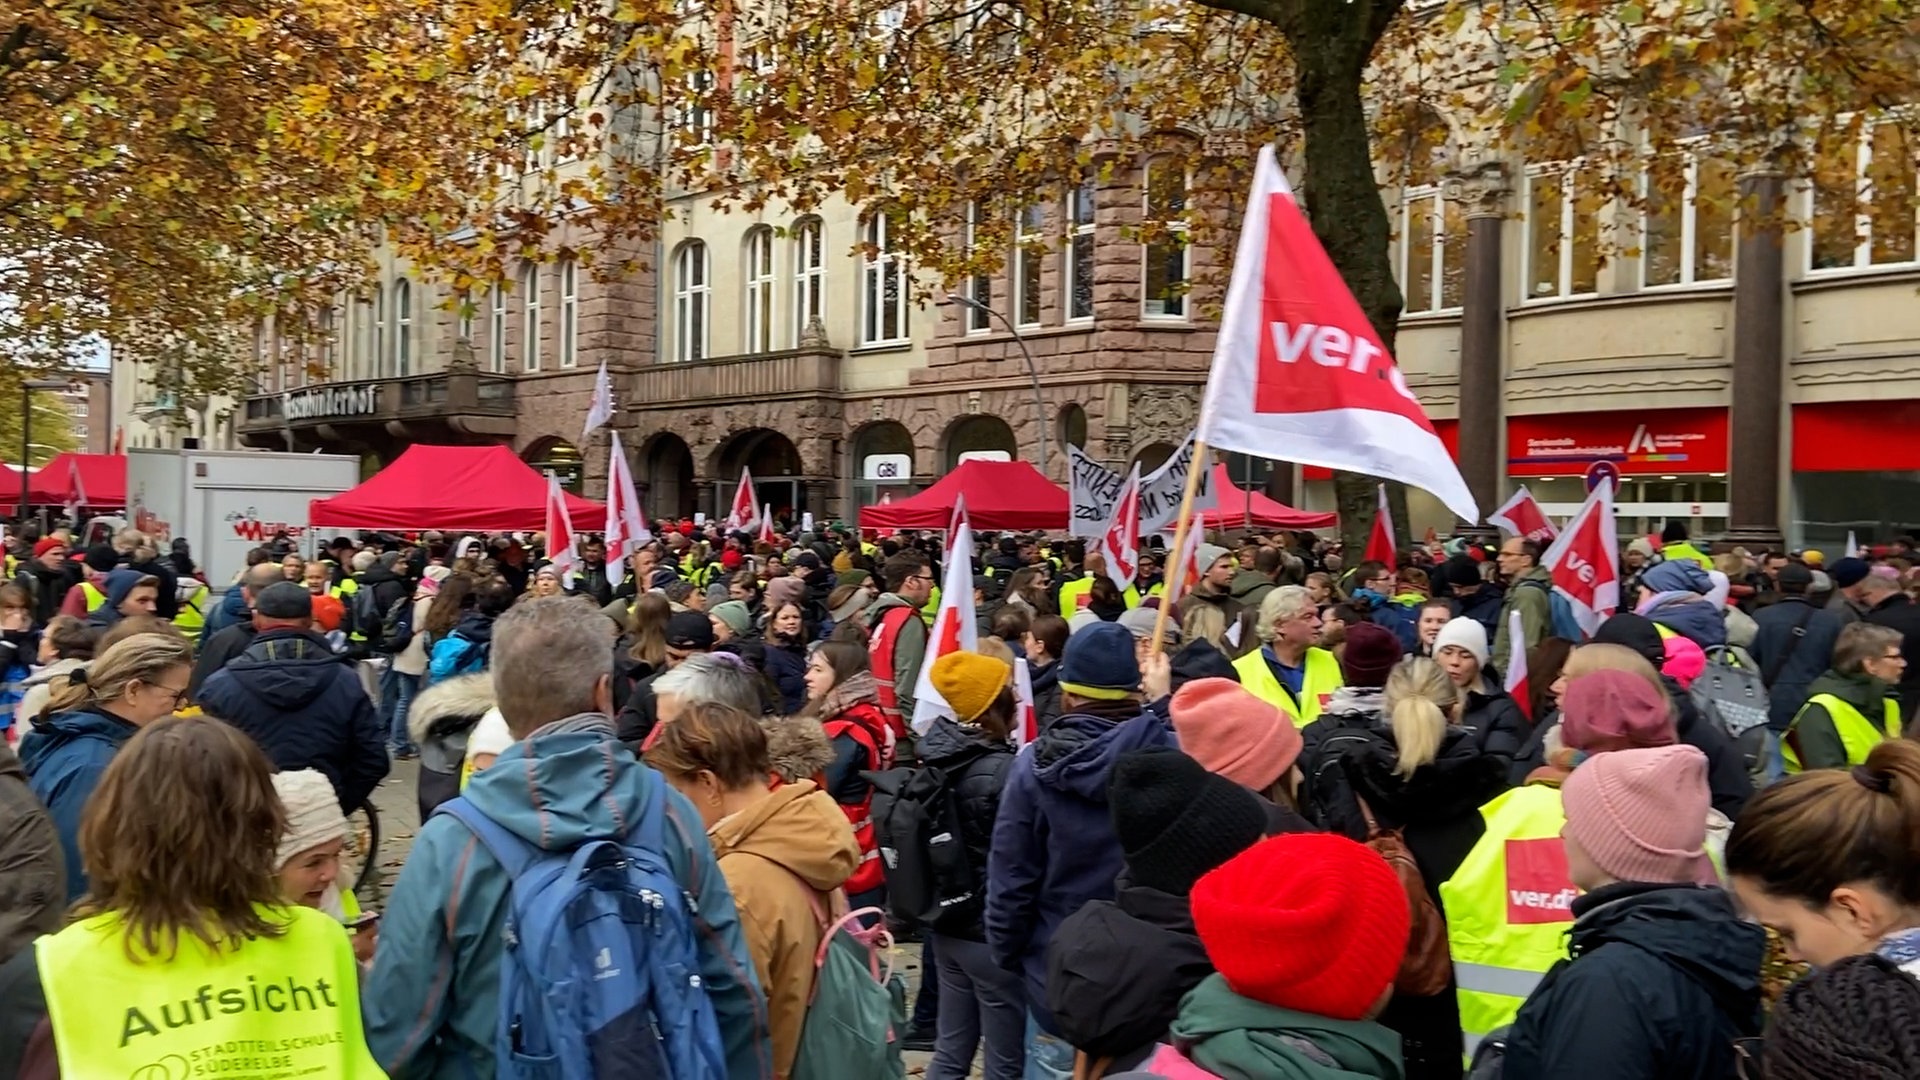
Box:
[1149,438,1209,657]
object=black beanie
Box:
[1591,612,1667,668]
[1109,747,1269,896]
[84,544,118,573]
[1661,520,1689,544]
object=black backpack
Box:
[378,594,416,655]
[864,764,981,933]
[351,582,385,649]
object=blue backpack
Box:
[427,631,490,683]
[1519,578,1588,642]
[434,779,730,1080]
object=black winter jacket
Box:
[1666,674,1752,819]
[1046,883,1213,1072]
[914,717,1014,942]
[196,628,389,811]
[187,621,257,701]
[1460,677,1528,770]
[1504,882,1765,1080]
[1750,597,1843,731]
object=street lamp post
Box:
[945,292,1048,477]
[19,378,71,521]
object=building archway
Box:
[714,428,809,522]
[1131,441,1178,474]
[522,436,584,493]
[1058,404,1088,452]
[641,432,696,523]
[944,415,1018,471]
[851,420,916,511]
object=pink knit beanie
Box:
[1561,744,1718,886]
[1170,677,1303,792]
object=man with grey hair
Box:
[1230,584,1345,727]
[188,561,288,698]
[365,596,771,1079]
[651,652,768,728]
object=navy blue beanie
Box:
[1059,621,1141,700]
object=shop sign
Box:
[956,450,1012,463]
[1507,409,1728,476]
[283,384,379,422]
[862,453,913,481]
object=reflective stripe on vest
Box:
[823,716,892,895]
[80,580,105,612]
[36,905,384,1079]
[1784,692,1903,772]
[1058,578,1092,618]
[1439,785,1576,1056]
[867,605,920,738]
[1229,647,1343,728]
[172,584,210,642]
[331,580,364,642]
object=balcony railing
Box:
[630,350,842,407]
[239,371,517,431]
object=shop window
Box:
[673,241,709,362]
[1642,143,1735,287]
[1523,164,1602,300]
[861,211,910,346]
[1143,157,1189,318]
[744,227,777,354]
[1809,119,1918,272]
[1066,175,1096,321]
[1015,202,1044,327]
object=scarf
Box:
[816,670,879,721]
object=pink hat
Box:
[1560,669,1675,753]
[1661,635,1707,690]
[1562,744,1718,886]
[1169,678,1303,791]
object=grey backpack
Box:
[1690,646,1771,783]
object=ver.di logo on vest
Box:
[1504,838,1577,925]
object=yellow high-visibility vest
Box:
[1785,692,1903,772]
[1439,785,1577,1060]
[1057,577,1140,618]
[35,904,384,1079]
[1230,646,1343,728]
[79,580,106,612]
[173,584,210,643]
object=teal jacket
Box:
[362,723,772,1079]
[1169,974,1404,1080]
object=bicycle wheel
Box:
[342,798,382,895]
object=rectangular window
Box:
[745,230,776,353]
[794,219,825,340]
[1066,177,1096,321]
[965,201,992,333]
[1015,203,1044,327]
[1642,147,1735,288]
[372,285,387,376]
[394,280,412,376]
[522,265,542,372]
[1523,166,1601,300]
[489,284,506,373]
[1398,188,1465,313]
[680,71,714,146]
[675,243,710,362]
[1143,158,1189,318]
[559,260,578,367]
[1811,121,1918,272]
[862,213,910,346]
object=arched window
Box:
[674,241,710,362]
[744,227,777,353]
[862,212,909,345]
[559,258,579,367]
[394,279,413,376]
[793,217,825,340]
[372,284,387,377]
[521,263,542,371]
[1143,157,1189,319]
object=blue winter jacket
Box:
[205,586,251,635]
[18,706,138,900]
[985,706,1178,1034]
[362,722,773,1080]
[1637,560,1728,650]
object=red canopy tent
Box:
[859,460,1068,532]
[1196,463,1336,531]
[22,453,126,508]
[309,444,604,532]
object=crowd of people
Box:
[1,511,1920,1079]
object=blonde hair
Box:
[1383,656,1458,778]
[44,632,194,718]
[1181,602,1227,648]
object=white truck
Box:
[123,448,362,590]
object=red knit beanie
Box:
[1189,833,1410,1021]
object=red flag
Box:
[725,467,757,532]
[543,474,580,583]
[911,507,980,733]
[756,503,776,547]
[1363,484,1395,568]
[1503,609,1531,722]
[1488,485,1558,543]
[1161,519,1204,608]
[604,432,650,587]
[1095,465,1142,593]
[1195,146,1477,523]
[1539,479,1620,638]
[1012,656,1039,750]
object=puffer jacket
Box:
[914,717,1016,942]
[407,673,496,821]
[11,658,85,732]
[1639,592,1729,650]
[1504,883,1764,1080]
[1459,674,1529,769]
[709,780,860,1080]
[0,741,63,964]
[17,705,137,902]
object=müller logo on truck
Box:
[227,508,306,542]
[283,385,378,421]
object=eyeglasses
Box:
[151,683,191,708]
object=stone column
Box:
[1726,170,1787,550]
[1446,159,1511,533]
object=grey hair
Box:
[1256,584,1314,643]
[243,562,283,592]
[351,550,378,572]
[652,653,764,715]
[491,595,615,737]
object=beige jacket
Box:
[708,780,860,1079]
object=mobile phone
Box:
[349,911,381,930]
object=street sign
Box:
[1584,459,1620,494]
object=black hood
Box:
[1046,883,1213,1062]
[358,565,407,589]
[915,715,1010,767]
[451,610,497,645]
[1570,882,1766,1017]
[1345,724,1511,822]
[1169,639,1238,690]
[222,628,351,711]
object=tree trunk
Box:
[1274,1,1412,557]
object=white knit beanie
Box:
[1432,617,1490,668]
[273,770,349,870]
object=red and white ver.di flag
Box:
[1161,519,1204,608]
[912,507,981,733]
[1503,609,1531,722]
[757,504,777,548]
[605,432,651,587]
[582,360,614,441]
[1096,465,1142,593]
[1539,478,1621,639]
[543,474,581,584]
[1194,144,1478,524]
[1363,483,1395,568]
[1489,486,1558,543]
[725,467,758,532]
[1012,657,1039,750]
